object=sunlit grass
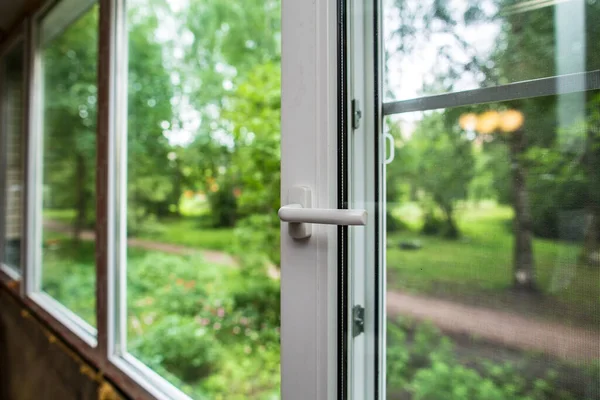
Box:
[43,208,76,223]
[387,203,600,328]
[136,217,235,252]
[44,209,236,252]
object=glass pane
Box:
[383,1,600,399]
[385,93,600,398]
[383,0,600,101]
[122,0,281,397]
[2,42,25,271]
[39,3,98,327]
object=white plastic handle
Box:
[278,204,367,225]
[278,186,367,239]
[385,132,395,164]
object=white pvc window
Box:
[28,0,99,340]
[0,0,343,399]
[348,1,600,399]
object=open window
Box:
[347,0,600,398]
[1,0,597,399]
[27,0,99,339]
[107,0,282,398]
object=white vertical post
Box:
[280,0,339,398]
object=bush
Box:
[128,252,233,316]
[387,211,409,233]
[387,318,578,400]
[233,214,280,266]
[202,342,280,399]
[126,208,166,237]
[130,315,221,382]
[206,179,239,228]
[125,251,281,397]
[386,321,410,391]
[420,210,460,239]
[411,360,530,400]
[421,212,445,236]
[526,147,588,240]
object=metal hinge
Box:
[352,305,365,337]
[352,99,362,130]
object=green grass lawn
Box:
[44,204,599,329]
[41,233,97,325]
[38,233,281,398]
[44,209,235,252]
[43,209,77,223]
[136,217,235,252]
[387,203,600,329]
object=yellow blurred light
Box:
[459,113,478,131]
[476,111,500,134]
[499,109,524,133]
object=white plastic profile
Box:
[278,186,367,239]
[385,132,395,164]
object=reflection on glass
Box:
[383,0,600,101]
[2,42,25,271]
[39,4,98,326]
[123,0,281,397]
[384,1,600,398]
[385,93,600,400]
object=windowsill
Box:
[0,265,20,292]
[28,291,97,347]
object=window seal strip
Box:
[337,0,349,398]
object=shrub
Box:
[387,321,410,391]
[202,342,280,399]
[126,251,281,397]
[410,360,531,400]
[387,211,409,233]
[233,213,280,266]
[206,179,239,228]
[131,315,221,382]
[421,212,445,236]
[387,318,577,400]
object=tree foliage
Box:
[42,5,99,237]
[400,112,475,238]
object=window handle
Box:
[278,186,367,239]
[385,132,395,164]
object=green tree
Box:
[175,0,281,223]
[126,4,177,234]
[224,62,281,264]
[43,3,177,238]
[43,5,99,241]
[492,0,600,277]
[409,112,475,238]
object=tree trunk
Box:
[440,202,459,239]
[509,129,537,290]
[580,212,600,267]
[73,154,87,244]
[172,162,182,216]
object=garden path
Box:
[387,291,600,363]
[43,220,235,265]
[44,219,600,362]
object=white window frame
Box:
[25,0,99,345]
[279,0,346,398]
[0,30,27,281]
[0,0,352,398]
[347,0,385,398]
